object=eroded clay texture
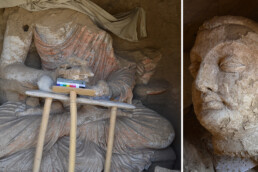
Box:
[190,16,258,157]
[0,8,175,171]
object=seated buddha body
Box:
[0,8,174,171]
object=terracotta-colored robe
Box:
[0,24,174,172]
[34,24,134,102]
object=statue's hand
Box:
[59,66,93,81]
[57,59,94,82]
[91,80,111,98]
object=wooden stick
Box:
[25,89,133,172]
[33,97,52,172]
[104,106,118,172]
[68,91,77,172]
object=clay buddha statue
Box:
[0,8,174,171]
[190,16,258,157]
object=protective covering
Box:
[0,0,147,42]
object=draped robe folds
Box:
[34,24,134,102]
[0,18,175,171]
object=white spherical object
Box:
[37,75,54,92]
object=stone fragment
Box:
[26,97,39,107]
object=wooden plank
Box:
[52,86,96,96]
[25,90,135,109]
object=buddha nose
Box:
[195,63,218,93]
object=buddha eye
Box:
[219,57,246,73]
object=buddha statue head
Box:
[190,16,258,157]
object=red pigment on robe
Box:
[34,25,118,85]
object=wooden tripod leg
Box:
[69,91,77,172]
[104,106,118,172]
[33,97,53,172]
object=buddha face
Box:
[190,23,258,137]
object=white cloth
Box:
[0,0,147,42]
